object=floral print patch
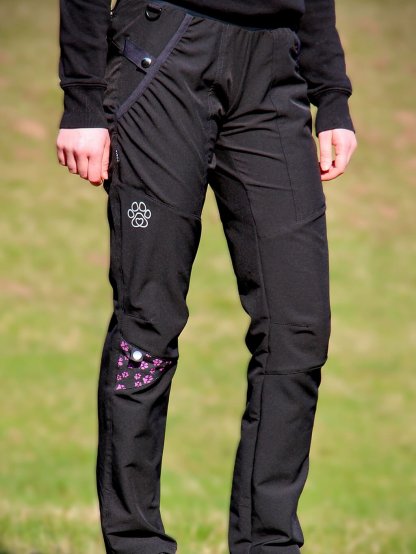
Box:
[114,337,175,391]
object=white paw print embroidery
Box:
[127,201,152,228]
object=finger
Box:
[346,137,357,164]
[56,144,66,166]
[322,131,357,181]
[74,150,89,180]
[322,144,350,181]
[87,149,104,186]
[319,131,333,172]
[334,142,349,175]
[65,151,78,174]
[321,167,344,181]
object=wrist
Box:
[314,91,355,136]
[59,85,109,129]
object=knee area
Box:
[111,327,178,393]
[265,316,331,375]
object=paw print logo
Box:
[127,201,152,228]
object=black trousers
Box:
[97,1,331,553]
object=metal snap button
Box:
[145,4,162,20]
[132,350,143,361]
[141,56,152,68]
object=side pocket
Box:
[114,335,177,391]
[108,2,194,119]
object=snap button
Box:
[132,350,143,361]
[145,4,162,20]
[141,56,152,68]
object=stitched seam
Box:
[205,88,215,185]
[254,203,326,239]
[116,13,193,118]
[101,338,116,554]
[271,321,311,328]
[311,87,352,101]
[122,311,156,325]
[264,360,327,375]
[249,372,266,554]
[120,332,179,361]
[269,31,299,222]
[205,26,225,185]
[60,83,107,89]
[213,22,228,91]
[140,184,203,221]
[111,155,202,221]
[111,184,127,315]
[222,148,271,550]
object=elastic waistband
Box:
[150,0,301,31]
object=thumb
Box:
[319,130,333,172]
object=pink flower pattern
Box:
[114,337,174,392]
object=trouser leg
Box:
[96,311,180,554]
[207,24,331,554]
[95,2,222,552]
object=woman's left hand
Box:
[318,129,357,181]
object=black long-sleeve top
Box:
[58,0,355,135]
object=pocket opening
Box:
[114,335,177,392]
[115,12,193,118]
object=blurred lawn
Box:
[1,0,415,553]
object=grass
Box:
[1,0,415,552]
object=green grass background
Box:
[1,0,415,552]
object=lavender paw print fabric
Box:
[115,337,175,391]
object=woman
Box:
[56,1,357,553]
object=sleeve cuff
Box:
[314,91,355,136]
[58,85,109,129]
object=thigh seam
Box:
[268,31,299,222]
[221,147,272,547]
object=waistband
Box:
[149,0,301,31]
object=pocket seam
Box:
[116,12,193,118]
[128,177,203,222]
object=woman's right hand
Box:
[56,128,111,186]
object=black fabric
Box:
[96,1,331,553]
[58,0,354,135]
